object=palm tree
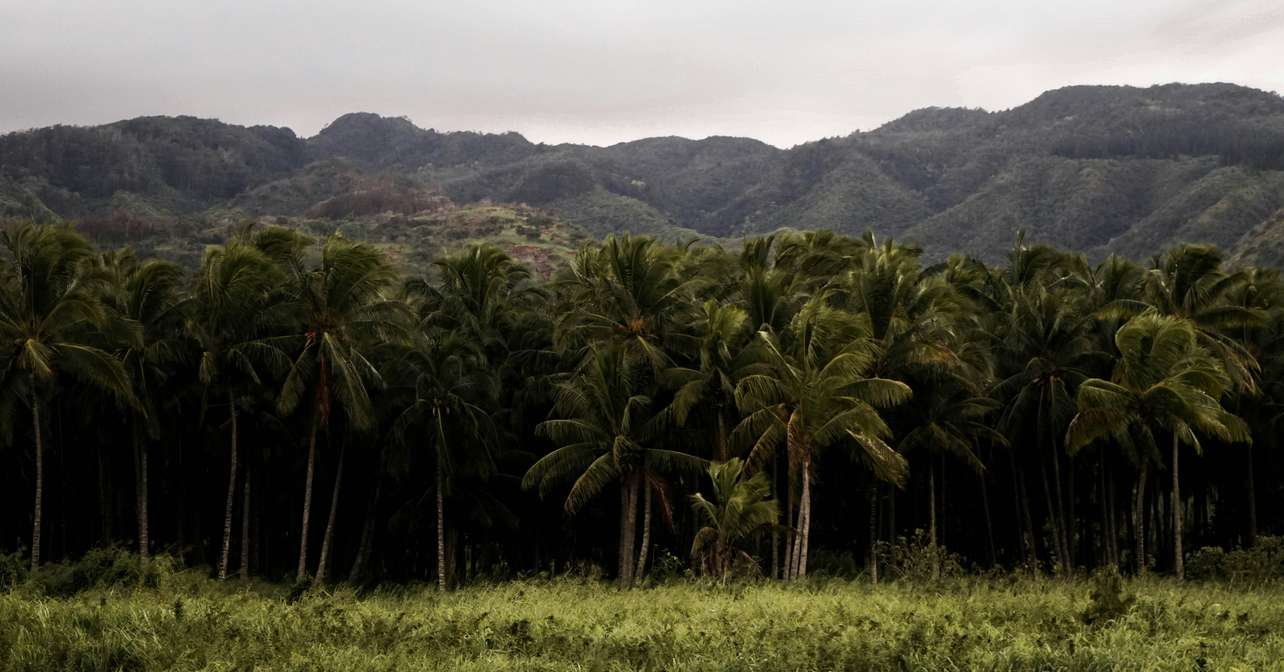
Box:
[0,222,135,570]
[277,234,404,583]
[1068,312,1250,580]
[391,332,496,590]
[690,457,778,579]
[897,380,1003,576]
[732,298,911,580]
[92,249,189,563]
[994,285,1102,574]
[1141,245,1264,393]
[552,234,695,371]
[187,237,288,580]
[664,299,752,461]
[523,345,706,586]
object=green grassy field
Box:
[2,572,1282,671]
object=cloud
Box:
[1,0,1281,147]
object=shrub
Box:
[0,551,27,590]
[23,547,175,597]
[875,530,964,582]
[1082,565,1136,624]
[1187,536,1284,583]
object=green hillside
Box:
[3,82,1284,264]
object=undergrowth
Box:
[1,552,1281,671]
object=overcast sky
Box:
[1,0,1282,147]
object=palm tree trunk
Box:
[929,461,939,581]
[436,447,447,591]
[635,479,653,584]
[1039,460,1066,575]
[618,478,630,584]
[796,456,812,580]
[1049,448,1071,575]
[1099,458,1114,569]
[240,462,252,580]
[135,427,150,562]
[868,487,879,584]
[1009,451,1036,571]
[785,483,798,581]
[1134,462,1148,576]
[350,447,385,584]
[30,397,44,571]
[98,448,112,546]
[619,473,639,587]
[980,475,996,568]
[219,391,238,581]
[716,413,729,462]
[1172,433,1183,581]
[316,442,346,584]
[297,414,319,581]
[771,454,780,579]
[1246,442,1257,546]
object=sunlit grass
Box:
[2,572,1282,671]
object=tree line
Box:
[0,222,1280,588]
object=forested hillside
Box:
[3,83,1284,265]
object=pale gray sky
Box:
[1,0,1282,147]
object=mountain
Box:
[3,82,1284,266]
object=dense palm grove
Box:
[0,221,1281,589]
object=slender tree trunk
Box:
[771,454,779,580]
[980,475,996,568]
[135,428,150,562]
[219,392,238,581]
[1246,442,1257,546]
[316,443,346,584]
[1048,447,1071,575]
[618,478,630,584]
[1134,462,1148,576]
[1172,434,1184,581]
[31,397,44,571]
[297,414,319,581]
[240,462,252,580]
[1100,458,1115,569]
[1039,460,1066,575]
[784,469,796,580]
[436,446,447,591]
[350,447,385,584]
[716,413,728,462]
[98,448,112,546]
[635,478,652,584]
[929,461,939,580]
[796,456,812,580]
[619,473,639,587]
[868,487,879,584]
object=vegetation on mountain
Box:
[4,83,1283,265]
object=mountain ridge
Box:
[2,82,1283,266]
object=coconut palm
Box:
[188,237,289,580]
[277,234,405,583]
[91,249,189,563]
[391,331,497,591]
[1140,245,1264,393]
[552,234,695,371]
[1068,312,1250,580]
[663,299,753,461]
[994,285,1104,574]
[732,297,911,580]
[0,222,135,570]
[690,457,778,579]
[897,379,1003,576]
[523,345,706,586]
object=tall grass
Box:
[1,554,1281,670]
